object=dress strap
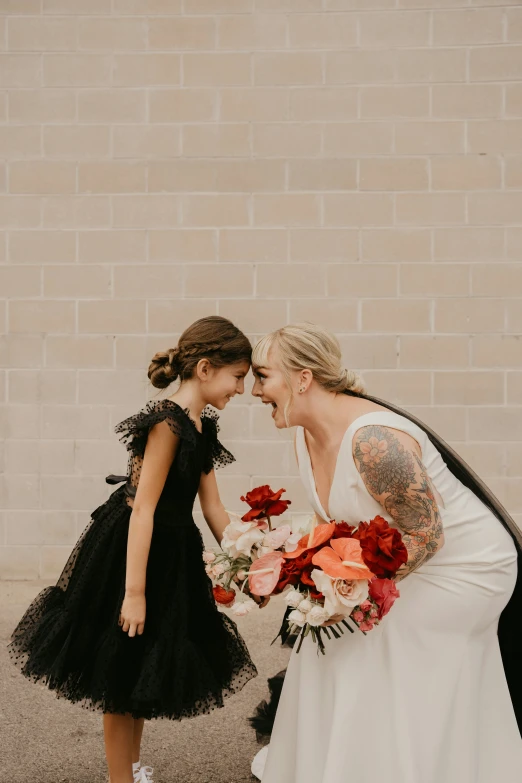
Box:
[346,411,427,453]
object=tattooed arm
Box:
[352,424,444,581]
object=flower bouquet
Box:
[271,517,408,653]
[205,485,408,654]
[204,485,296,617]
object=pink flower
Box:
[248,551,285,596]
[359,620,375,632]
[368,578,400,620]
[203,551,216,564]
[360,600,373,613]
[352,610,364,623]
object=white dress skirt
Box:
[257,411,522,783]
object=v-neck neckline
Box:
[301,412,379,521]
[163,398,204,435]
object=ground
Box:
[1,582,289,783]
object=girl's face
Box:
[203,360,250,410]
[251,349,300,429]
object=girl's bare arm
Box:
[198,468,230,545]
[120,421,179,637]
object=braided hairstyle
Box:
[148,316,252,390]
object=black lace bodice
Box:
[115,400,235,526]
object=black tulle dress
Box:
[9,400,257,720]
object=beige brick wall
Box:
[1,2,521,578]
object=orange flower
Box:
[312,538,374,581]
[282,522,336,560]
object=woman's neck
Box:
[297,391,357,448]
[298,390,384,449]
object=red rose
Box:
[240,485,291,523]
[331,521,355,539]
[368,578,400,620]
[274,559,300,593]
[212,585,236,606]
[353,516,408,578]
[300,568,316,587]
[293,549,316,569]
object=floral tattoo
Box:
[353,425,444,580]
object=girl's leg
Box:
[103,713,134,783]
[132,719,146,765]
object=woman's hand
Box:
[119,592,146,637]
[321,613,344,627]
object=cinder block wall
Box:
[1,1,521,579]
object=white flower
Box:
[231,597,257,617]
[283,532,302,553]
[284,514,318,552]
[284,589,303,609]
[311,569,369,617]
[212,563,226,577]
[221,517,265,558]
[257,545,276,557]
[288,609,307,627]
[291,514,315,535]
[298,598,312,614]
[237,569,247,581]
[205,564,213,575]
[203,551,216,564]
[306,604,331,627]
[263,524,292,550]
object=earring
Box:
[299,387,305,393]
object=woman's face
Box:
[251,349,299,429]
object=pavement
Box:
[1,581,289,783]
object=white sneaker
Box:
[134,765,154,783]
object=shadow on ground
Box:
[1,582,289,783]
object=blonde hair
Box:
[252,323,365,422]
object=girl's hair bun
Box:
[148,348,180,389]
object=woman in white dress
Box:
[250,323,522,783]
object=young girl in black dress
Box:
[9,316,258,783]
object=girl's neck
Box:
[167,380,207,420]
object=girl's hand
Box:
[233,575,270,609]
[321,613,344,627]
[119,593,146,637]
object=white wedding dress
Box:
[255,411,522,783]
